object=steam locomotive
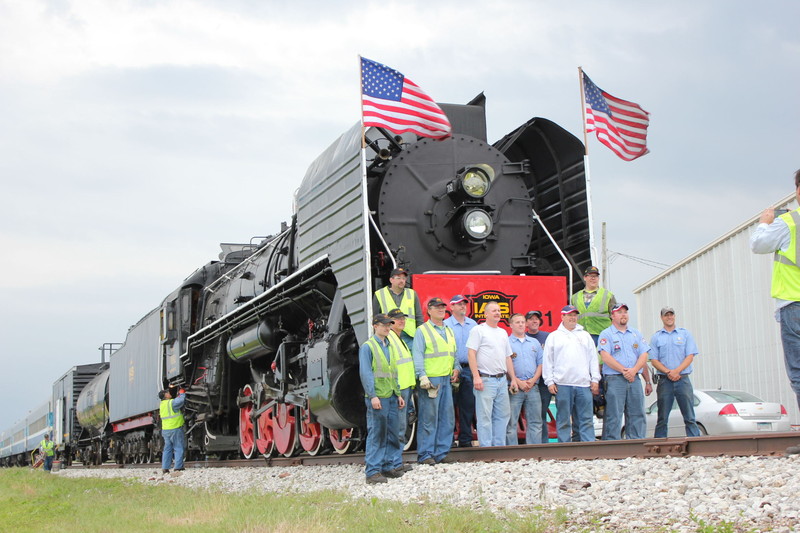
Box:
[2,94,591,466]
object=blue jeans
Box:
[506,386,543,445]
[555,385,594,442]
[364,396,401,477]
[416,375,454,462]
[473,376,511,447]
[454,367,476,446]
[43,455,53,472]
[780,302,800,411]
[538,382,552,443]
[161,427,185,470]
[603,374,645,440]
[655,375,700,438]
[397,387,413,448]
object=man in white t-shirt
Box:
[467,301,513,447]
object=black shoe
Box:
[366,473,388,484]
[162,469,169,474]
[419,457,435,465]
[174,468,185,471]
[382,468,404,478]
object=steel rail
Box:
[67,431,800,470]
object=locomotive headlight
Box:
[463,209,493,240]
[447,164,495,200]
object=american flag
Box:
[361,57,452,140]
[582,72,650,161]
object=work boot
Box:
[382,468,404,478]
[436,455,457,464]
[162,469,170,474]
[366,473,388,484]
[419,457,435,465]
[785,444,800,455]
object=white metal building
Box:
[634,192,799,426]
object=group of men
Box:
[361,265,706,483]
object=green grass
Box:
[0,469,565,533]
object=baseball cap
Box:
[372,313,395,325]
[584,266,600,276]
[427,297,447,308]
[660,306,675,316]
[612,303,629,313]
[561,305,578,315]
[390,267,409,277]
[449,294,468,305]
[387,308,408,319]
[525,310,543,320]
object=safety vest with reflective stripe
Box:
[375,287,418,338]
[418,321,456,378]
[772,209,800,301]
[366,337,401,398]
[571,288,612,335]
[39,440,55,456]
[160,399,185,430]
[388,331,415,390]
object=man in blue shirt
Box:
[444,294,478,447]
[649,307,701,438]
[598,303,650,440]
[359,314,406,483]
[526,310,552,443]
[506,313,543,444]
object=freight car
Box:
[5,94,591,465]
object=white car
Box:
[644,389,790,437]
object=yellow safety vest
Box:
[571,287,612,335]
[388,331,416,390]
[418,321,456,378]
[773,209,800,301]
[39,440,55,457]
[160,399,185,430]
[375,287,418,338]
[366,337,401,398]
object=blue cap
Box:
[561,305,578,315]
[612,303,629,313]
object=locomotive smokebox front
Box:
[375,135,533,274]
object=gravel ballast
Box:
[58,455,800,531]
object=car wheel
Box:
[697,424,707,436]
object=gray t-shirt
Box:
[466,323,512,375]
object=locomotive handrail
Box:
[531,207,574,298]
[368,211,396,271]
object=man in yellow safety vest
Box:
[39,434,56,472]
[159,388,186,474]
[570,266,617,345]
[751,169,800,455]
[373,267,423,341]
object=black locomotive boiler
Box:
[74,94,591,463]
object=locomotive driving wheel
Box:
[298,404,325,456]
[328,427,359,454]
[255,405,275,457]
[273,402,298,457]
[238,384,256,459]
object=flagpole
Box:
[358,55,373,328]
[578,66,599,268]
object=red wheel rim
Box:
[298,405,323,455]
[273,403,297,456]
[256,406,275,456]
[239,385,256,459]
[329,428,355,454]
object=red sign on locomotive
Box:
[411,274,567,333]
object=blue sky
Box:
[1,0,798,430]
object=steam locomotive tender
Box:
[74,94,591,463]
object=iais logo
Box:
[467,290,518,326]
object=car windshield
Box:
[704,390,763,403]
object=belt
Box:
[479,373,506,378]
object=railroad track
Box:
[67,431,800,471]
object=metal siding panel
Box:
[636,207,798,425]
[109,309,161,422]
